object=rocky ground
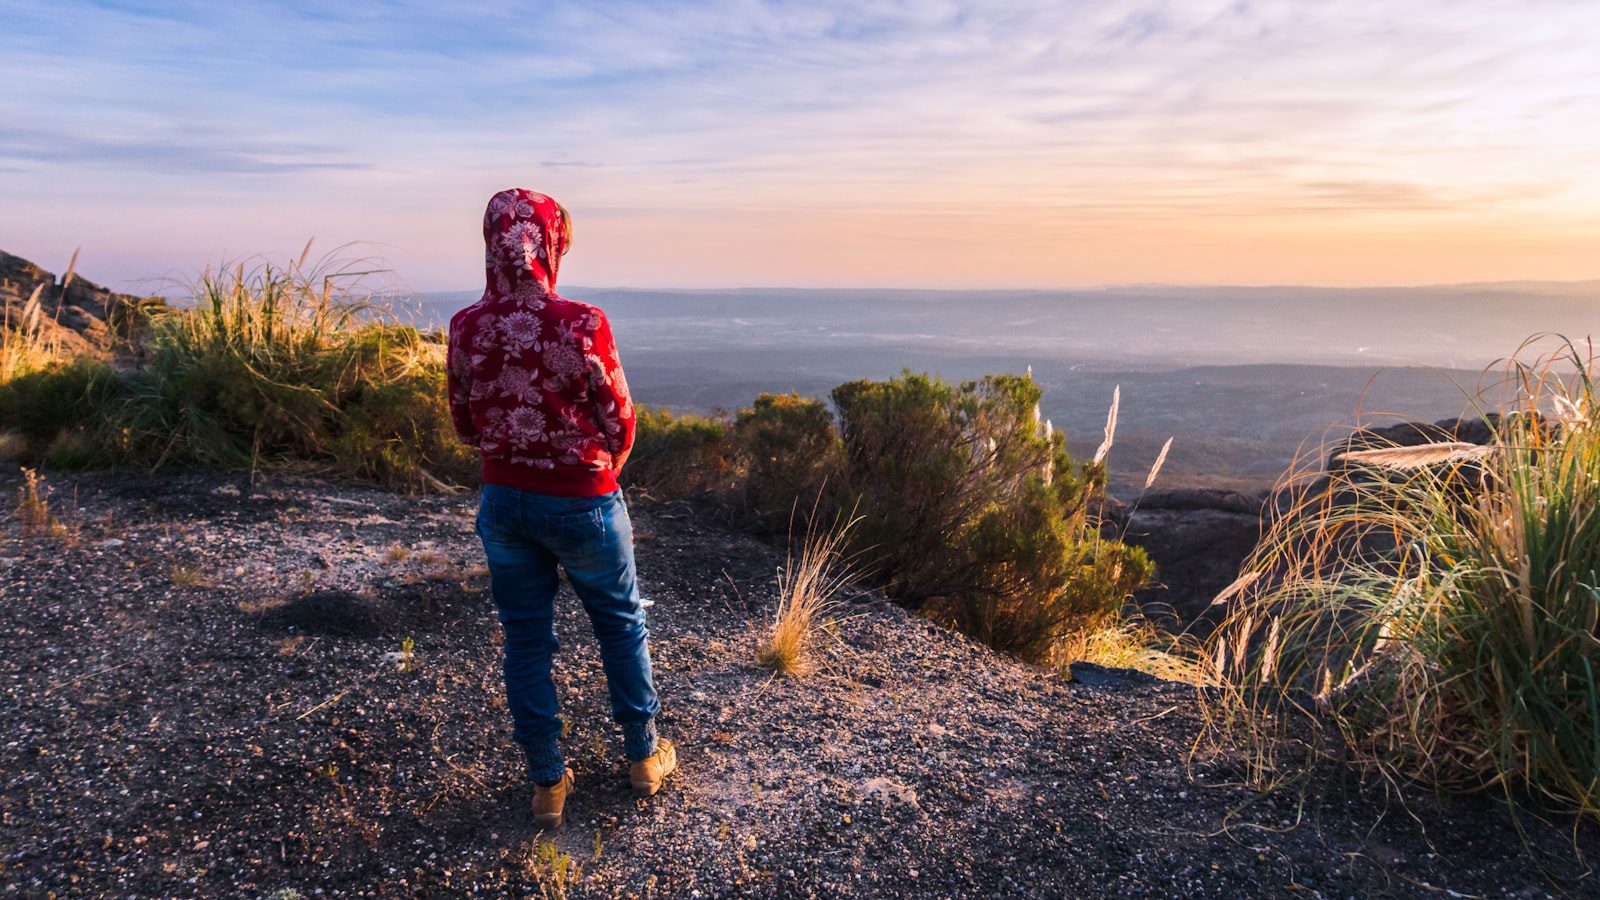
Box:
[3,470,1596,898]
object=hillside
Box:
[3,470,1595,898]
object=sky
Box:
[3,0,1600,292]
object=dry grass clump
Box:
[1064,618,1210,686]
[1204,337,1600,820]
[13,467,70,540]
[1,285,66,384]
[757,512,860,675]
[169,565,214,589]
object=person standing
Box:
[447,188,676,829]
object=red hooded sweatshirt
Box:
[447,189,636,497]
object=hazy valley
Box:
[414,283,1592,492]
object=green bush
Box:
[333,367,480,489]
[833,371,1152,663]
[623,406,734,500]
[0,357,122,464]
[731,393,842,530]
[94,259,473,489]
[628,374,1151,662]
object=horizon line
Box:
[412,276,1600,297]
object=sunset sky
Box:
[4,1,1599,292]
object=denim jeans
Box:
[475,484,660,785]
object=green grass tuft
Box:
[1205,337,1600,820]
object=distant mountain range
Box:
[411,281,1597,372]
[7,245,1589,493]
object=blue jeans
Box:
[475,484,660,785]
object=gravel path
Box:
[2,471,1595,898]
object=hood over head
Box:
[482,188,572,298]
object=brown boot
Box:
[532,768,575,829]
[628,739,677,797]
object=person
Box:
[446,188,676,829]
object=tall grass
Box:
[1205,339,1600,819]
[1,246,474,487]
[92,248,468,486]
[1,251,83,384]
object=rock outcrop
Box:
[1325,416,1498,473]
[1116,487,1268,633]
[1119,416,1500,634]
[1,249,161,353]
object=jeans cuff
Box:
[524,739,565,786]
[622,719,658,762]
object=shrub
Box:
[832,370,1152,664]
[940,471,1151,662]
[106,256,473,489]
[623,406,734,499]
[732,393,842,530]
[1206,341,1600,820]
[0,357,121,463]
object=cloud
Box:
[0,127,371,174]
[2,0,1599,288]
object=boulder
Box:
[1325,416,1497,473]
[1117,487,1268,634]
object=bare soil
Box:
[2,470,1595,898]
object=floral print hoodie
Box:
[447,189,636,497]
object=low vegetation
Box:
[0,246,1158,669]
[630,376,1157,667]
[757,512,859,675]
[1205,340,1600,821]
[733,392,841,531]
[523,839,580,899]
[11,467,70,541]
[623,406,734,499]
[0,248,474,489]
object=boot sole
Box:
[533,812,563,829]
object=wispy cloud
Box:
[0,126,370,174]
[3,0,1599,288]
